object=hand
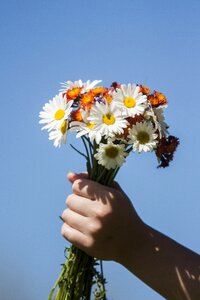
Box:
[61,172,144,263]
[61,172,200,300]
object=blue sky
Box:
[1,0,200,299]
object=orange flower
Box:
[155,91,167,104]
[147,95,157,106]
[148,91,167,107]
[80,92,94,109]
[71,108,83,122]
[139,85,151,95]
[64,87,82,100]
[91,86,105,96]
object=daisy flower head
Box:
[112,83,148,117]
[88,101,128,144]
[39,94,73,132]
[48,120,68,148]
[94,141,128,169]
[128,121,158,153]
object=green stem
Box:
[48,264,67,300]
[70,144,88,160]
[81,137,92,174]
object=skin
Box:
[61,172,200,300]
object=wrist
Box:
[115,217,148,267]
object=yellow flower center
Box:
[54,109,65,120]
[124,97,136,108]
[105,146,119,158]
[102,114,115,125]
[137,131,150,144]
[60,120,67,135]
[87,122,95,129]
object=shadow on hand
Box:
[75,177,120,205]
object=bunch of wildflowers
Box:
[39,79,179,299]
[40,79,179,169]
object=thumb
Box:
[67,171,88,183]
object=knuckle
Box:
[89,220,102,235]
[95,206,110,219]
[83,237,95,249]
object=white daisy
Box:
[60,79,102,93]
[70,109,97,142]
[145,106,169,138]
[112,83,147,117]
[88,101,128,144]
[128,121,158,153]
[48,120,68,148]
[94,141,128,169]
[153,107,169,137]
[39,95,73,132]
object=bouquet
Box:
[39,79,179,300]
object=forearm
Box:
[119,223,200,300]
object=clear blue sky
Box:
[1,0,200,299]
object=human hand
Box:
[61,172,200,300]
[61,172,145,263]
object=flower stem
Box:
[49,138,119,300]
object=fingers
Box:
[61,222,90,251]
[62,208,88,233]
[66,194,96,217]
[61,208,97,253]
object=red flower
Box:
[156,136,179,168]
